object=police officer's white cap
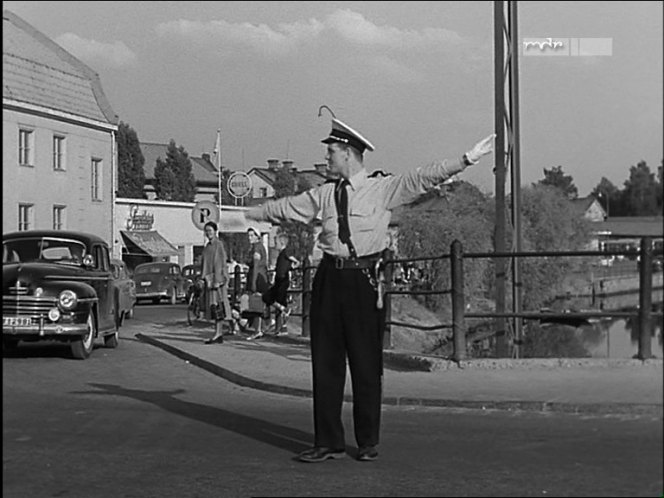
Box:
[321,118,375,153]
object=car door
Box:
[91,244,114,331]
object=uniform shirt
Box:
[251,158,466,258]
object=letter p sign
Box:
[192,201,220,231]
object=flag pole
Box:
[216,129,222,216]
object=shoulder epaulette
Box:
[368,169,391,178]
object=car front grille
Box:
[3,296,57,316]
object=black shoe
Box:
[297,447,346,463]
[357,446,378,462]
[204,336,223,344]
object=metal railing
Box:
[229,237,662,360]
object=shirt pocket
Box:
[349,204,378,233]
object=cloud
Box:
[326,9,463,50]
[154,18,324,56]
[55,33,137,68]
[155,9,463,56]
[368,55,425,84]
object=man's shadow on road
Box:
[75,383,322,456]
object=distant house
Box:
[247,159,329,201]
[571,196,606,222]
[139,142,220,202]
[3,10,119,248]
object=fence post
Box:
[451,240,466,361]
[637,237,653,360]
[382,250,394,350]
[302,257,311,337]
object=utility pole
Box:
[494,0,523,357]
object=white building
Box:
[3,10,118,241]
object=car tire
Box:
[170,287,177,305]
[104,329,119,349]
[71,311,95,360]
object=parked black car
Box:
[133,261,187,304]
[2,230,122,359]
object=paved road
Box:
[3,303,662,497]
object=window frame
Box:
[52,205,66,230]
[18,203,34,231]
[18,128,34,167]
[52,134,66,171]
[91,157,103,201]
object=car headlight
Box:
[58,290,78,310]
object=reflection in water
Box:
[555,295,663,359]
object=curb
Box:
[136,333,664,417]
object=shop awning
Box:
[120,230,178,257]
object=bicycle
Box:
[186,278,205,325]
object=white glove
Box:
[465,133,496,164]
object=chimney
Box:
[314,162,328,175]
[282,160,296,172]
[267,159,280,170]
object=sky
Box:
[4,1,662,197]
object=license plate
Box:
[3,316,32,327]
[140,281,151,287]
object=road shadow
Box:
[74,382,327,455]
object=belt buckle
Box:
[335,257,344,270]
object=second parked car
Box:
[133,262,187,304]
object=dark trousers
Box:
[309,256,384,449]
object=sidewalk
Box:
[133,318,663,417]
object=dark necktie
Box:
[336,179,351,245]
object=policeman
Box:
[246,117,494,463]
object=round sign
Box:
[227,172,252,199]
[191,201,220,230]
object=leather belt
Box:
[323,252,381,270]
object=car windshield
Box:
[184,267,200,277]
[135,265,167,275]
[3,237,87,265]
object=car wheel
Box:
[170,287,177,305]
[71,311,95,360]
[104,329,119,349]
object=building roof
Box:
[248,167,328,189]
[571,195,603,216]
[2,10,118,126]
[139,142,219,184]
[596,217,663,238]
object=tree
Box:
[621,160,659,215]
[536,165,578,200]
[516,184,593,309]
[153,140,197,202]
[397,181,494,312]
[213,168,239,206]
[116,121,146,198]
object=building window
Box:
[53,205,66,230]
[53,135,66,170]
[260,187,268,198]
[18,204,33,231]
[91,158,102,201]
[19,129,33,166]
